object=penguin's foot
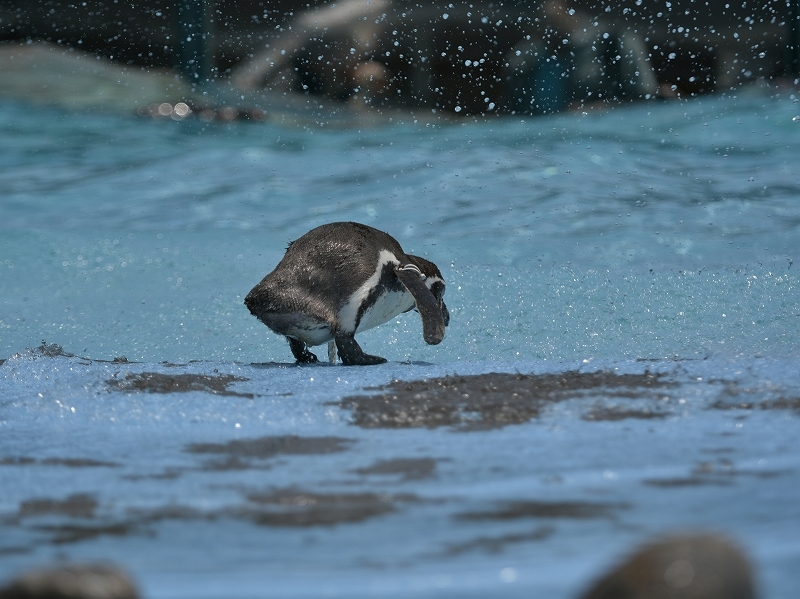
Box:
[335,335,387,366]
[288,337,319,364]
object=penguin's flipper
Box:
[335,334,387,366]
[395,265,446,345]
[288,337,319,364]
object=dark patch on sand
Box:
[34,341,74,358]
[186,435,354,471]
[128,505,217,522]
[126,436,353,478]
[457,499,628,521]
[18,494,98,518]
[199,456,274,471]
[643,475,734,488]
[11,341,138,365]
[711,396,800,413]
[353,458,440,481]
[13,488,417,547]
[107,372,253,398]
[126,489,416,528]
[0,456,36,466]
[336,370,674,429]
[123,489,417,527]
[43,457,120,468]
[21,505,215,546]
[643,459,789,488]
[582,406,670,421]
[244,489,414,526]
[1,456,119,468]
[122,468,184,481]
[444,526,555,555]
[764,397,800,412]
[187,435,353,459]
[34,523,136,545]
[249,362,296,369]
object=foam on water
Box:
[1,91,799,599]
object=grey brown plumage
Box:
[245,222,448,365]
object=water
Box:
[1,90,799,599]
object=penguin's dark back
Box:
[247,222,408,314]
[281,222,404,280]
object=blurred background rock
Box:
[578,533,758,599]
[1,0,798,115]
[0,564,140,599]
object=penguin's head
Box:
[406,255,449,327]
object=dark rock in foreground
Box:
[0,564,139,599]
[579,533,757,599]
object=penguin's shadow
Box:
[247,361,340,369]
[248,361,311,369]
[248,361,435,368]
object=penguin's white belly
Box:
[355,289,415,333]
[283,319,334,346]
[337,249,415,334]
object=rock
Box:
[0,564,139,599]
[579,533,757,599]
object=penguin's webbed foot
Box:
[335,335,387,366]
[288,337,319,364]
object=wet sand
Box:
[335,370,677,429]
[107,372,253,398]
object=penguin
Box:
[245,222,449,365]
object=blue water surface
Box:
[1,90,799,599]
